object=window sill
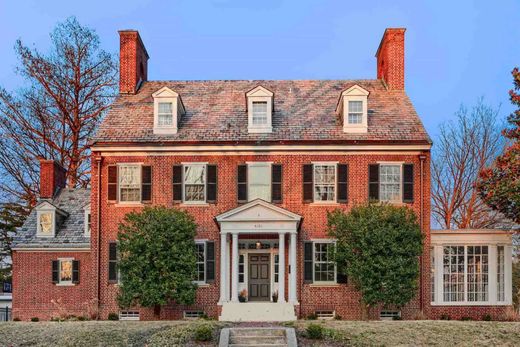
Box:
[308,283,339,288]
[114,203,144,207]
[196,283,211,288]
[56,283,75,287]
[431,301,511,306]
[309,202,341,207]
[181,203,209,207]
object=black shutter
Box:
[303,164,313,203]
[271,164,282,203]
[108,242,118,283]
[304,241,313,283]
[52,260,59,284]
[403,164,414,203]
[237,165,248,203]
[206,165,217,203]
[72,260,80,284]
[173,165,183,203]
[205,241,215,283]
[337,271,348,284]
[369,164,380,201]
[141,166,152,202]
[108,166,118,201]
[337,164,348,203]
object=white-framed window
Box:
[313,242,336,283]
[348,100,363,124]
[443,246,465,302]
[152,87,185,135]
[379,164,401,202]
[497,246,505,302]
[239,254,245,283]
[37,211,55,237]
[183,164,206,203]
[183,310,205,319]
[195,242,206,283]
[246,86,273,133]
[84,206,91,237]
[313,164,336,202]
[119,164,141,203]
[467,246,489,302]
[248,162,271,201]
[119,311,140,321]
[157,102,173,127]
[58,259,73,285]
[315,310,335,319]
[380,310,401,320]
[337,84,369,133]
[430,247,435,303]
[274,254,279,283]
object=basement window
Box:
[183,310,205,319]
[380,310,401,320]
[315,310,335,320]
[119,311,140,321]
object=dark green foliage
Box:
[193,324,213,341]
[328,204,423,309]
[306,313,317,320]
[117,206,198,310]
[107,313,119,321]
[440,314,451,320]
[482,314,492,321]
[460,316,472,321]
[306,324,324,339]
[30,317,39,322]
[0,203,28,282]
[13,317,20,321]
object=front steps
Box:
[219,302,297,322]
[219,327,297,347]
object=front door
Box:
[248,254,270,301]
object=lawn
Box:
[1,320,520,347]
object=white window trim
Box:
[56,258,74,286]
[36,203,56,238]
[119,311,140,321]
[182,163,208,205]
[246,86,273,133]
[378,162,404,204]
[312,240,337,285]
[247,162,272,202]
[194,240,206,285]
[84,205,91,237]
[431,243,512,306]
[312,162,338,204]
[337,85,369,133]
[117,163,142,204]
[152,87,185,135]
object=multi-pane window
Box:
[348,101,363,124]
[467,246,489,302]
[314,165,336,202]
[274,254,279,283]
[119,165,141,202]
[39,212,54,235]
[59,260,73,284]
[252,101,268,125]
[184,165,206,202]
[497,246,505,302]
[239,255,245,283]
[248,164,271,201]
[158,102,173,126]
[195,243,205,283]
[314,243,336,282]
[85,210,91,237]
[430,247,435,302]
[380,165,401,202]
[443,246,465,302]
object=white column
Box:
[434,245,443,304]
[489,245,498,304]
[505,245,513,304]
[288,232,297,303]
[225,236,230,302]
[231,233,239,302]
[278,232,286,303]
[219,232,228,303]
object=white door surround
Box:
[216,199,301,321]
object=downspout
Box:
[419,154,426,312]
[95,156,103,319]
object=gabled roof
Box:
[35,200,69,218]
[92,79,431,146]
[216,199,302,223]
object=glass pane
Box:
[60,260,73,282]
[184,166,205,184]
[252,101,268,125]
[348,101,362,113]
[314,165,335,202]
[249,165,271,201]
[380,165,401,201]
[39,213,53,234]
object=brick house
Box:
[12,28,513,321]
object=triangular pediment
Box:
[216,199,301,223]
[246,86,274,97]
[35,200,68,217]
[152,86,179,98]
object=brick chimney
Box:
[119,30,149,94]
[376,28,406,90]
[39,159,66,199]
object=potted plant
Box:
[272,290,278,302]
[239,289,247,302]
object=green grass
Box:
[0,321,225,347]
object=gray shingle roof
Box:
[92,80,431,145]
[12,188,91,249]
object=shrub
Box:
[13,317,20,321]
[306,323,324,340]
[482,314,492,321]
[393,315,403,320]
[77,316,88,321]
[460,316,472,321]
[500,307,520,322]
[107,312,119,321]
[30,317,39,322]
[306,313,317,320]
[440,314,451,321]
[193,324,213,342]
[334,314,342,320]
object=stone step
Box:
[230,336,286,345]
[219,302,297,322]
[228,344,287,347]
[231,329,286,337]
[219,327,296,347]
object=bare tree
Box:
[0,17,117,206]
[432,99,505,229]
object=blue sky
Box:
[0,0,519,137]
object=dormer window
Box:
[152,87,185,135]
[337,85,369,133]
[84,205,91,237]
[246,86,273,133]
[39,212,54,236]
[35,201,67,238]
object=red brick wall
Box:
[429,306,509,321]
[376,28,405,90]
[39,159,66,199]
[119,30,148,94]
[12,251,94,321]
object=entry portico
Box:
[215,199,301,321]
